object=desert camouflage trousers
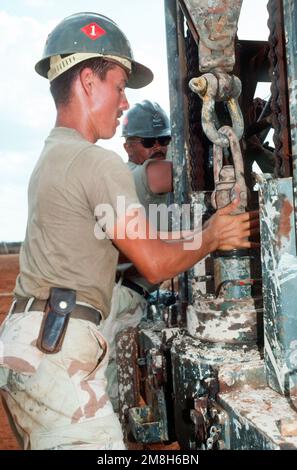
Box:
[0,299,125,450]
[101,282,147,412]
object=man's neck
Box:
[55,105,97,143]
[128,157,144,166]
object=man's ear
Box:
[79,67,95,96]
[123,142,133,159]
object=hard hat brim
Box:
[35,56,153,89]
[127,61,153,89]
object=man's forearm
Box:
[158,226,202,242]
[109,199,259,285]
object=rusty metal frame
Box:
[283,0,297,229]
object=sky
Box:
[0,0,269,242]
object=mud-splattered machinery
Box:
[116,0,297,450]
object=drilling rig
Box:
[116,0,297,450]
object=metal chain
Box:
[206,425,222,450]
[185,0,248,212]
[267,0,292,177]
[190,72,247,213]
[185,31,208,190]
[211,126,247,213]
[189,72,244,147]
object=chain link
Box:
[189,72,244,147]
[185,0,247,210]
[211,126,247,213]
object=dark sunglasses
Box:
[129,136,171,148]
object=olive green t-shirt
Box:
[126,159,169,293]
[15,127,140,318]
[127,160,168,218]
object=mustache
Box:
[117,111,123,119]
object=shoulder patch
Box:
[81,23,106,40]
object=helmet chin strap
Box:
[48,53,131,82]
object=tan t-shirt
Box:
[15,127,140,318]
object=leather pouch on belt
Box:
[37,288,76,354]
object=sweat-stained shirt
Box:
[14,127,140,318]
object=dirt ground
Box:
[0,254,20,450]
